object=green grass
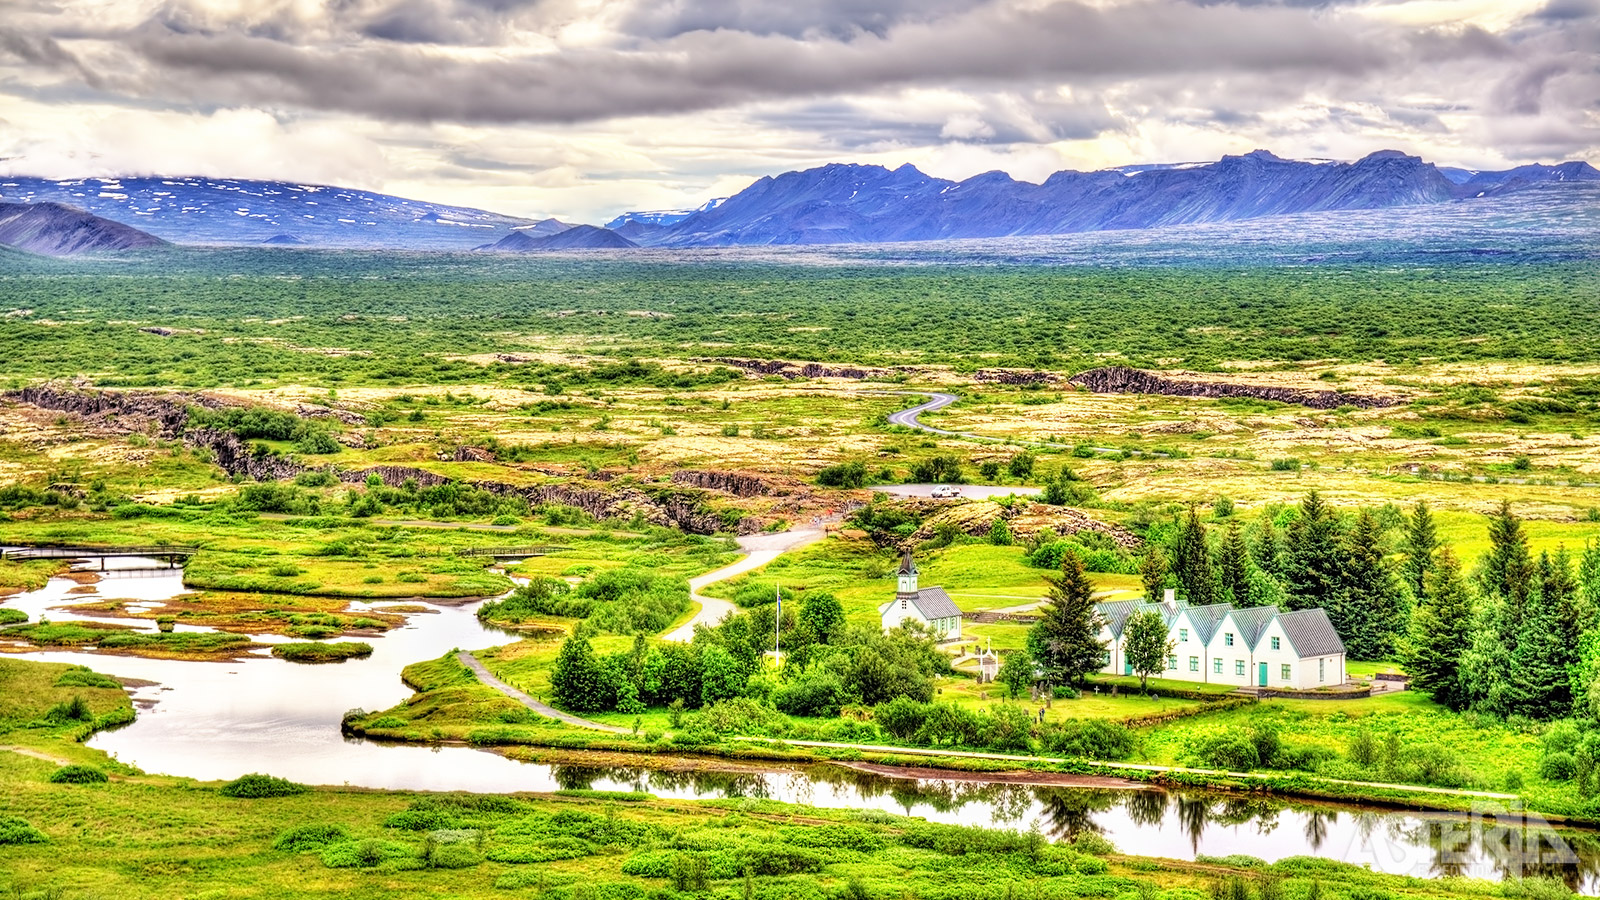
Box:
[271,642,375,663]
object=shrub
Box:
[43,695,92,723]
[274,824,350,852]
[874,697,931,740]
[220,773,310,798]
[1185,728,1261,771]
[1541,751,1578,782]
[774,672,847,717]
[1269,458,1300,471]
[0,608,27,626]
[0,816,46,844]
[321,838,415,868]
[50,661,108,684]
[1041,719,1136,760]
[817,461,868,488]
[48,764,108,784]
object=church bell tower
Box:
[897,551,919,599]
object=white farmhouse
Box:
[878,552,962,641]
[1095,592,1346,691]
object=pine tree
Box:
[1285,491,1344,612]
[550,631,616,712]
[1337,508,1404,660]
[1172,507,1215,606]
[1400,500,1438,603]
[1253,513,1286,580]
[1509,551,1580,719]
[1463,501,1536,716]
[1217,518,1253,606]
[1402,548,1475,711]
[1027,549,1108,687]
[1140,546,1169,602]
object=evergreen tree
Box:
[1572,541,1600,709]
[1252,513,1286,581]
[1139,546,1168,602]
[1217,519,1253,606]
[1337,508,1405,660]
[1172,507,1215,606]
[1400,500,1438,602]
[1463,502,1536,717]
[1402,548,1475,711]
[1509,551,1579,719]
[1027,550,1107,687]
[1123,609,1175,693]
[1285,491,1344,612]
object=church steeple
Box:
[897,551,919,598]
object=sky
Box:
[0,0,1596,222]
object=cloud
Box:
[77,1,1416,126]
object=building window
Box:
[1213,658,1222,674]
[1281,664,1291,680]
[1189,656,1199,672]
[1225,633,1234,646]
[1179,628,1188,642]
[1101,650,1111,665]
[1271,637,1281,651]
[1319,658,1326,682]
[900,600,906,611]
[1167,654,1177,671]
[1235,660,1245,676]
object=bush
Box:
[0,815,47,845]
[322,838,415,868]
[874,697,932,741]
[0,608,27,626]
[48,764,108,784]
[1185,728,1261,771]
[1041,719,1136,760]
[274,824,350,852]
[1540,751,1578,782]
[817,461,868,488]
[220,773,310,798]
[774,672,847,717]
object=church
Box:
[877,551,963,641]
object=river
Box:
[2,555,1597,892]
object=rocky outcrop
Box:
[903,499,1142,551]
[973,369,1063,385]
[1067,367,1399,410]
[670,469,774,498]
[698,358,917,381]
[10,384,218,437]
[188,428,308,482]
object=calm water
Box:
[3,555,1597,891]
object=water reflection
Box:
[4,559,1600,892]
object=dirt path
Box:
[456,651,627,734]
[0,745,71,765]
[662,527,828,643]
[742,738,1518,800]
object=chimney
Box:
[1163,588,1177,609]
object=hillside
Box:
[0,201,166,256]
[477,224,637,251]
[0,176,538,249]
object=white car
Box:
[930,485,961,499]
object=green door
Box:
[1258,662,1268,687]
[1124,660,1132,676]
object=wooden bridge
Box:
[454,545,569,560]
[1,545,199,568]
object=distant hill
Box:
[644,149,1552,247]
[476,224,637,251]
[0,176,539,249]
[0,201,166,256]
[4,151,1594,252]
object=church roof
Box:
[880,587,961,622]
[898,551,918,576]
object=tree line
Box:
[1020,491,1600,723]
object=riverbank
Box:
[0,655,1584,900]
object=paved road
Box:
[884,390,1150,456]
[662,527,829,642]
[456,650,628,734]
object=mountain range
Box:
[0,150,1595,256]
